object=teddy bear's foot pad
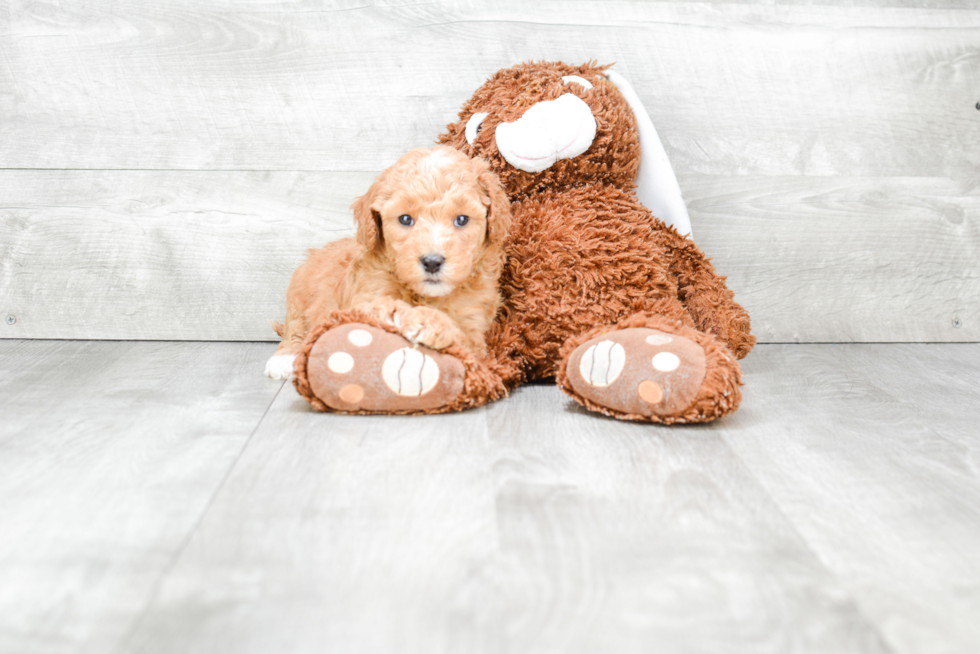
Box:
[566,328,707,418]
[306,323,465,413]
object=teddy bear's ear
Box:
[471,156,512,249]
[351,172,388,253]
[436,120,468,153]
[603,69,694,240]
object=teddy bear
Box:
[291,60,755,424]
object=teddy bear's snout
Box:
[494,93,597,174]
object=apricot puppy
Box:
[265,146,511,379]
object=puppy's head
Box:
[352,146,511,297]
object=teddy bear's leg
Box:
[556,310,743,424]
[292,310,509,415]
[664,232,756,360]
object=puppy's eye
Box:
[398,214,414,226]
[454,215,469,227]
[465,112,488,146]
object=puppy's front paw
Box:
[265,354,297,379]
[364,297,408,329]
[396,306,462,351]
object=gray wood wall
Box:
[1,0,977,342]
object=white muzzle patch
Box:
[494,93,597,173]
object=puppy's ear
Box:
[351,172,388,252]
[471,157,512,249]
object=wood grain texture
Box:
[2,341,979,652]
[0,170,368,340]
[2,2,978,341]
[693,0,979,6]
[122,380,892,654]
[0,2,977,174]
[2,170,976,342]
[123,392,498,654]
[474,385,889,654]
[687,175,980,343]
[0,340,283,654]
[119,342,980,654]
[723,343,980,654]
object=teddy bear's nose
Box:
[420,254,445,274]
[494,93,597,173]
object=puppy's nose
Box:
[420,254,445,274]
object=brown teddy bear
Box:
[293,61,755,424]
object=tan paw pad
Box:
[567,328,707,417]
[637,380,663,404]
[306,323,465,412]
[338,383,364,404]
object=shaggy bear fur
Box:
[293,60,755,423]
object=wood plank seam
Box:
[112,380,287,654]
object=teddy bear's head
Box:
[437,61,640,197]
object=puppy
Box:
[265,146,511,379]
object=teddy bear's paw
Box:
[303,323,466,413]
[564,328,709,420]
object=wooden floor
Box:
[1,340,978,654]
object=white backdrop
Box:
[1,0,977,342]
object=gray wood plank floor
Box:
[1,340,978,654]
[0,341,283,654]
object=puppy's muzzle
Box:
[420,254,445,274]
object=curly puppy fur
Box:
[268,146,511,376]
